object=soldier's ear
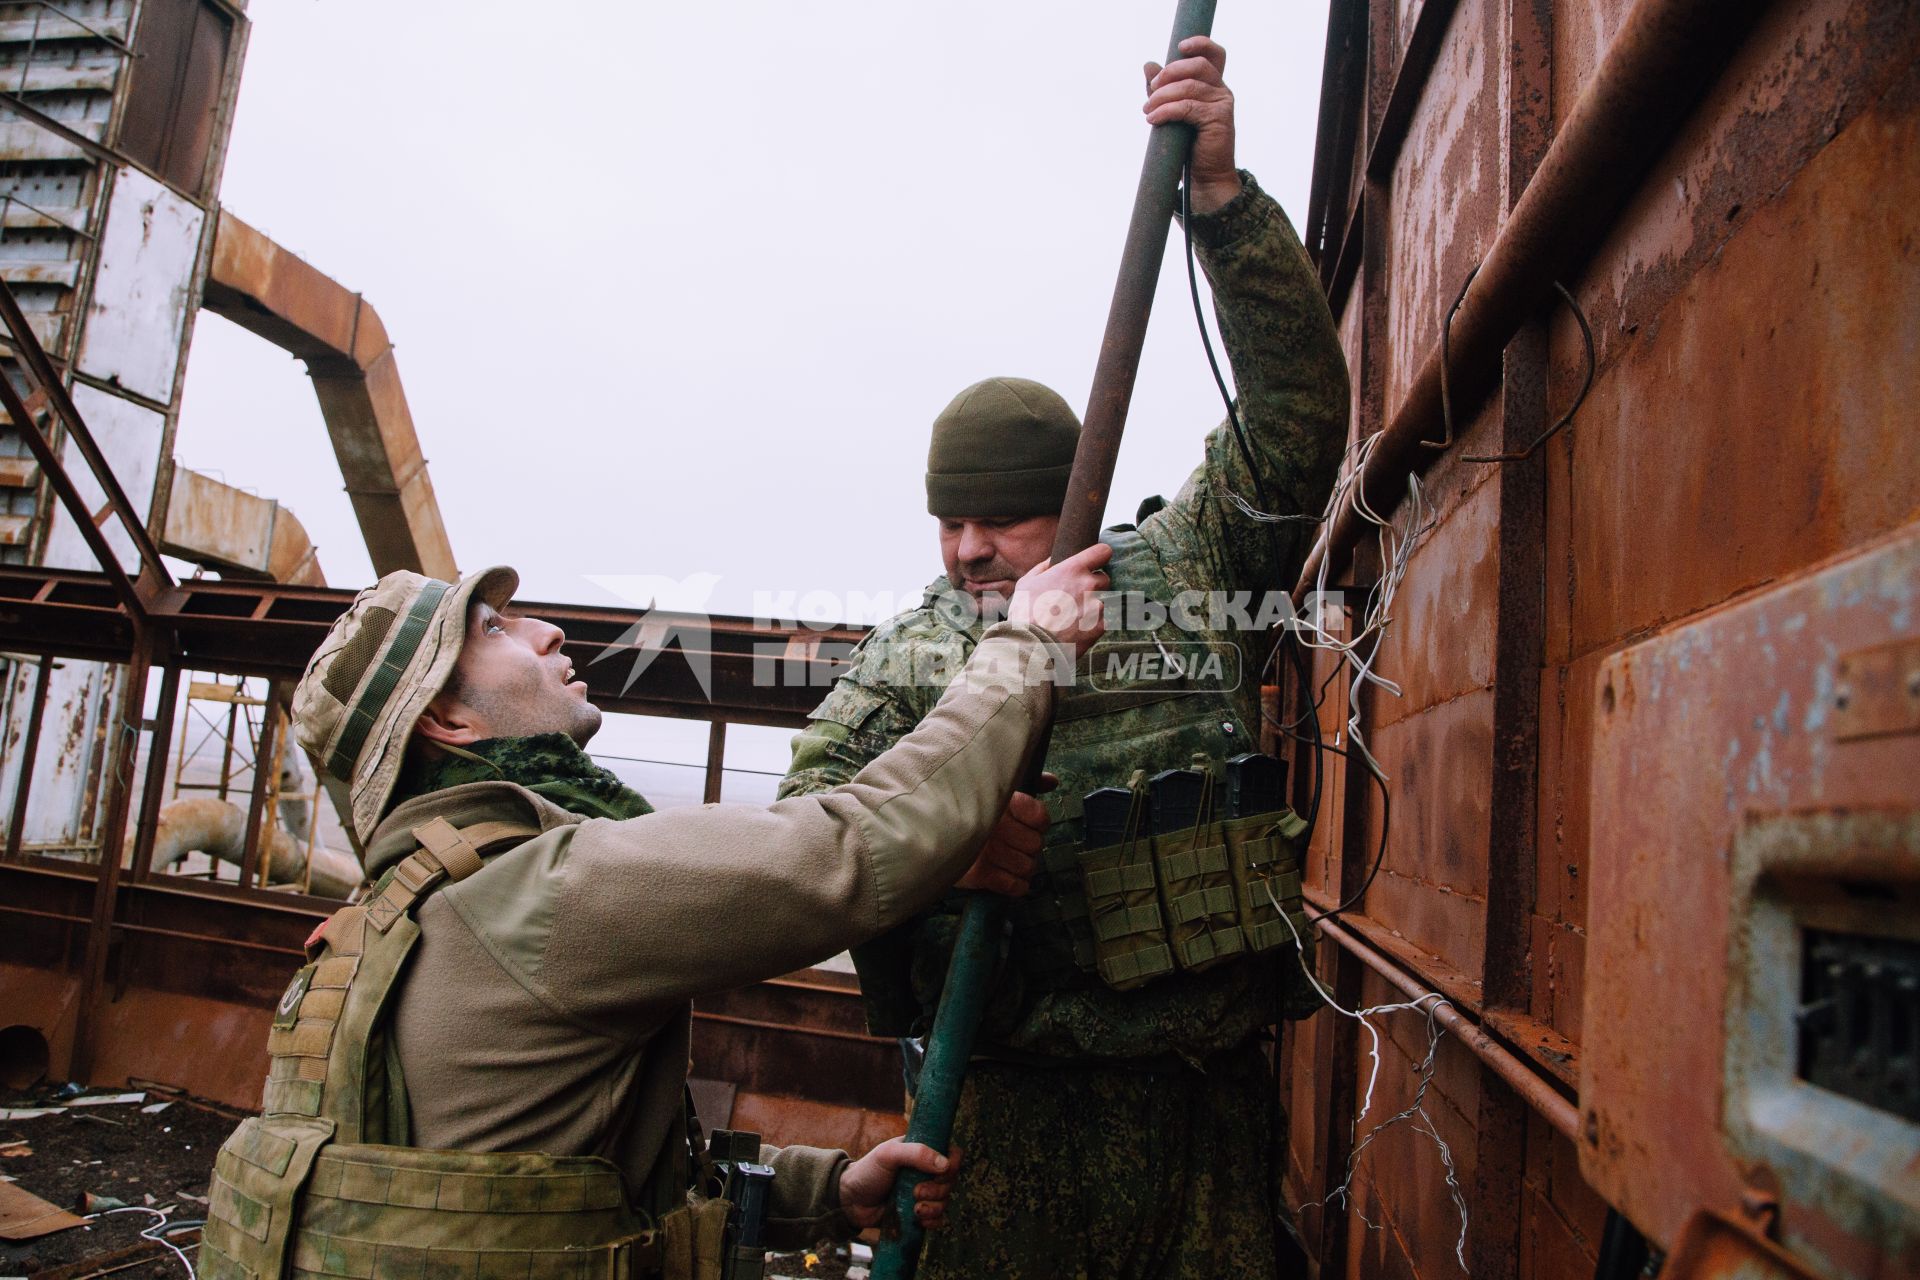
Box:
[415,697,483,747]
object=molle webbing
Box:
[1078,780,1174,991]
[1231,811,1311,951]
[289,1144,654,1280]
[262,817,533,1124]
[1160,839,1247,970]
[200,812,718,1280]
[1024,784,1313,995]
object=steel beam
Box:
[69,626,153,1079]
[702,720,726,804]
[0,565,867,727]
[3,653,52,863]
[0,280,171,610]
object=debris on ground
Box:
[0,1180,87,1241]
[766,1240,864,1279]
[5,1084,888,1279]
[0,1083,234,1277]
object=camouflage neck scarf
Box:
[396,732,654,821]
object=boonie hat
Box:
[291,565,517,843]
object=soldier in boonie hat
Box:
[291,565,520,844]
[204,553,1109,1280]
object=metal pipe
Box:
[150,796,360,899]
[876,6,1219,1276]
[1311,913,1580,1142]
[108,919,306,959]
[688,1010,895,1048]
[1292,0,1775,601]
[1053,2,1217,556]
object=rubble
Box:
[0,1086,230,1278]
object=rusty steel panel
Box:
[1291,1,1920,1276]
[1583,524,1920,1263]
[1567,0,1919,387]
[0,859,903,1126]
[0,656,114,850]
[1372,473,1501,731]
[1383,0,1506,416]
[1518,1113,1610,1278]
[1363,687,1495,979]
[726,1093,905,1163]
[74,168,205,404]
[1548,2,1637,131]
[85,988,271,1111]
[1560,32,1920,663]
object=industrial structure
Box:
[0,1,1914,1278]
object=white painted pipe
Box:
[152,796,361,899]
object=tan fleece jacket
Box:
[362,622,1066,1242]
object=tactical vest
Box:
[1007,530,1311,995]
[853,530,1312,1004]
[200,814,731,1280]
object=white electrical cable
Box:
[1231,418,1459,1266]
[1280,433,1436,782]
[92,1205,196,1278]
[1274,885,1471,1271]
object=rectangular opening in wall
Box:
[1798,926,1920,1124]
[118,0,233,197]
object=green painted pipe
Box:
[872,3,1216,1275]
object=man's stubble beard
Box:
[469,676,602,747]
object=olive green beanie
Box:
[925,377,1081,517]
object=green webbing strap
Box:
[1169,884,1237,924]
[1161,842,1230,882]
[1093,903,1166,942]
[328,580,449,781]
[1084,861,1158,897]
[1243,833,1280,867]
[1244,867,1308,950]
[1100,943,1174,986]
[1175,927,1246,967]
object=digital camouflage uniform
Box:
[778,173,1349,1279]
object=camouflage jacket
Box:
[779,171,1349,1061]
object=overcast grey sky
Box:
[173,0,1329,789]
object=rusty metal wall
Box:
[1284,1,1918,1278]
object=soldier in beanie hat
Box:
[780,38,1352,1279]
[201,551,1110,1280]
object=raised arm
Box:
[1142,39,1350,595]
